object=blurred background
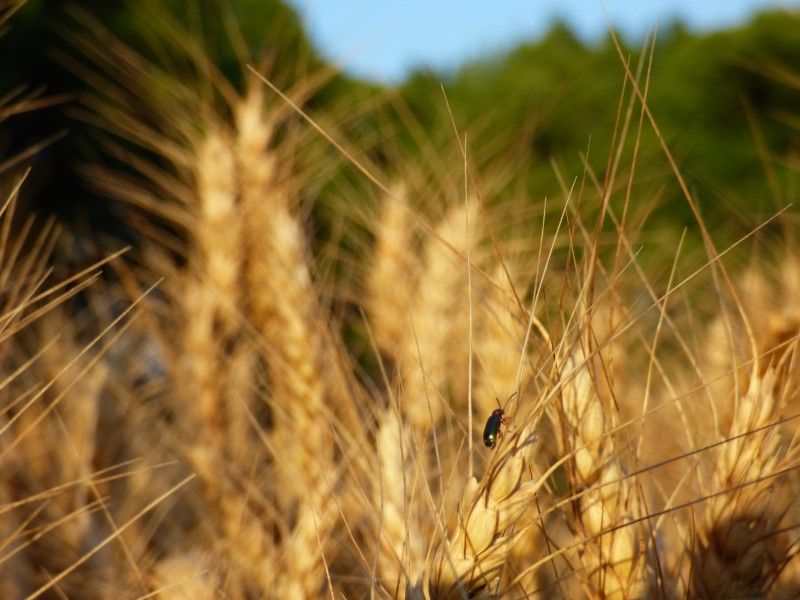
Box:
[1,0,799,255]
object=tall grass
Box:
[2,4,799,599]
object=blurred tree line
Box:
[1,1,798,251]
[401,12,800,246]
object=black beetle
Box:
[483,407,506,448]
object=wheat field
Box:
[1,3,799,599]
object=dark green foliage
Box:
[399,10,800,247]
[0,0,382,250]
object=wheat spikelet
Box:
[180,279,221,427]
[424,422,542,598]
[551,337,645,599]
[195,129,242,331]
[151,551,220,600]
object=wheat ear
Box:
[181,126,278,591]
[424,422,542,598]
[236,85,333,476]
[399,200,479,433]
[473,264,529,419]
[366,187,418,360]
[373,407,428,598]
[184,126,242,429]
[552,340,645,599]
[690,364,799,598]
[235,86,338,596]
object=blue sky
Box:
[284,1,798,83]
